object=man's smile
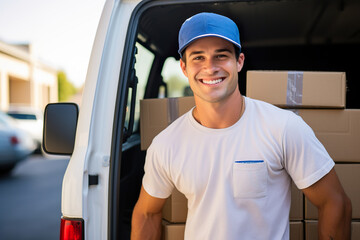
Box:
[199,77,226,85]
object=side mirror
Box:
[43,103,79,155]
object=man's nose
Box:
[203,58,219,74]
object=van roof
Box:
[137,0,360,59]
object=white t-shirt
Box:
[143,97,334,240]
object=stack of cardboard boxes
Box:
[140,97,194,240]
[140,70,359,239]
[247,70,360,239]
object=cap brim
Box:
[178,34,241,57]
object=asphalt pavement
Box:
[0,154,69,240]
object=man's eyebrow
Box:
[188,50,204,58]
[215,48,233,53]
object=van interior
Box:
[110,0,360,239]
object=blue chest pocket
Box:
[232,160,268,199]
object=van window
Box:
[161,57,192,97]
[124,42,154,133]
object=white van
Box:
[43,0,360,239]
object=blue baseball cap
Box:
[178,12,241,58]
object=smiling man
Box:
[131,12,352,240]
[180,36,244,128]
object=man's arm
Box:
[302,168,352,240]
[131,185,167,240]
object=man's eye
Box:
[193,56,203,60]
[216,54,227,59]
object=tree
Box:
[57,71,77,102]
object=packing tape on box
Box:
[287,71,303,106]
[167,98,179,123]
[288,109,300,116]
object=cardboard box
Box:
[246,71,346,108]
[290,221,304,240]
[162,188,188,223]
[162,221,185,240]
[161,221,304,240]
[305,220,360,240]
[305,164,360,219]
[295,109,360,163]
[140,97,195,150]
[290,181,304,220]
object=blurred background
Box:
[0,0,106,239]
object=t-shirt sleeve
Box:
[283,112,335,189]
[142,141,174,199]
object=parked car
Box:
[6,106,44,151]
[0,111,37,174]
[42,0,360,239]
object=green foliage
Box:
[57,71,77,102]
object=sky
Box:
[0,0,106,87]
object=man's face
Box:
[180,37,244,104]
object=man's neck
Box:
[192,91,245,129]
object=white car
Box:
[6,106,44,151]
[0,111,37,174]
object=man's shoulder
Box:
[150,110,192,148]
[245,97,300,131]
[246,97,293,116]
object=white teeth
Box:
[202,78,223,85]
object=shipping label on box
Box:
[305,164,360,219]
[140,97,195,150]
[246,71,346,108]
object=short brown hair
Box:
[181,43,240,64]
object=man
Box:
[131,12,352,239]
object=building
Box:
[0,40,58,112]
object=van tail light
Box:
[10,136,19,145]
[60,217,84,240]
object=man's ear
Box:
[237,53,245,72]
[180,59,188,77]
